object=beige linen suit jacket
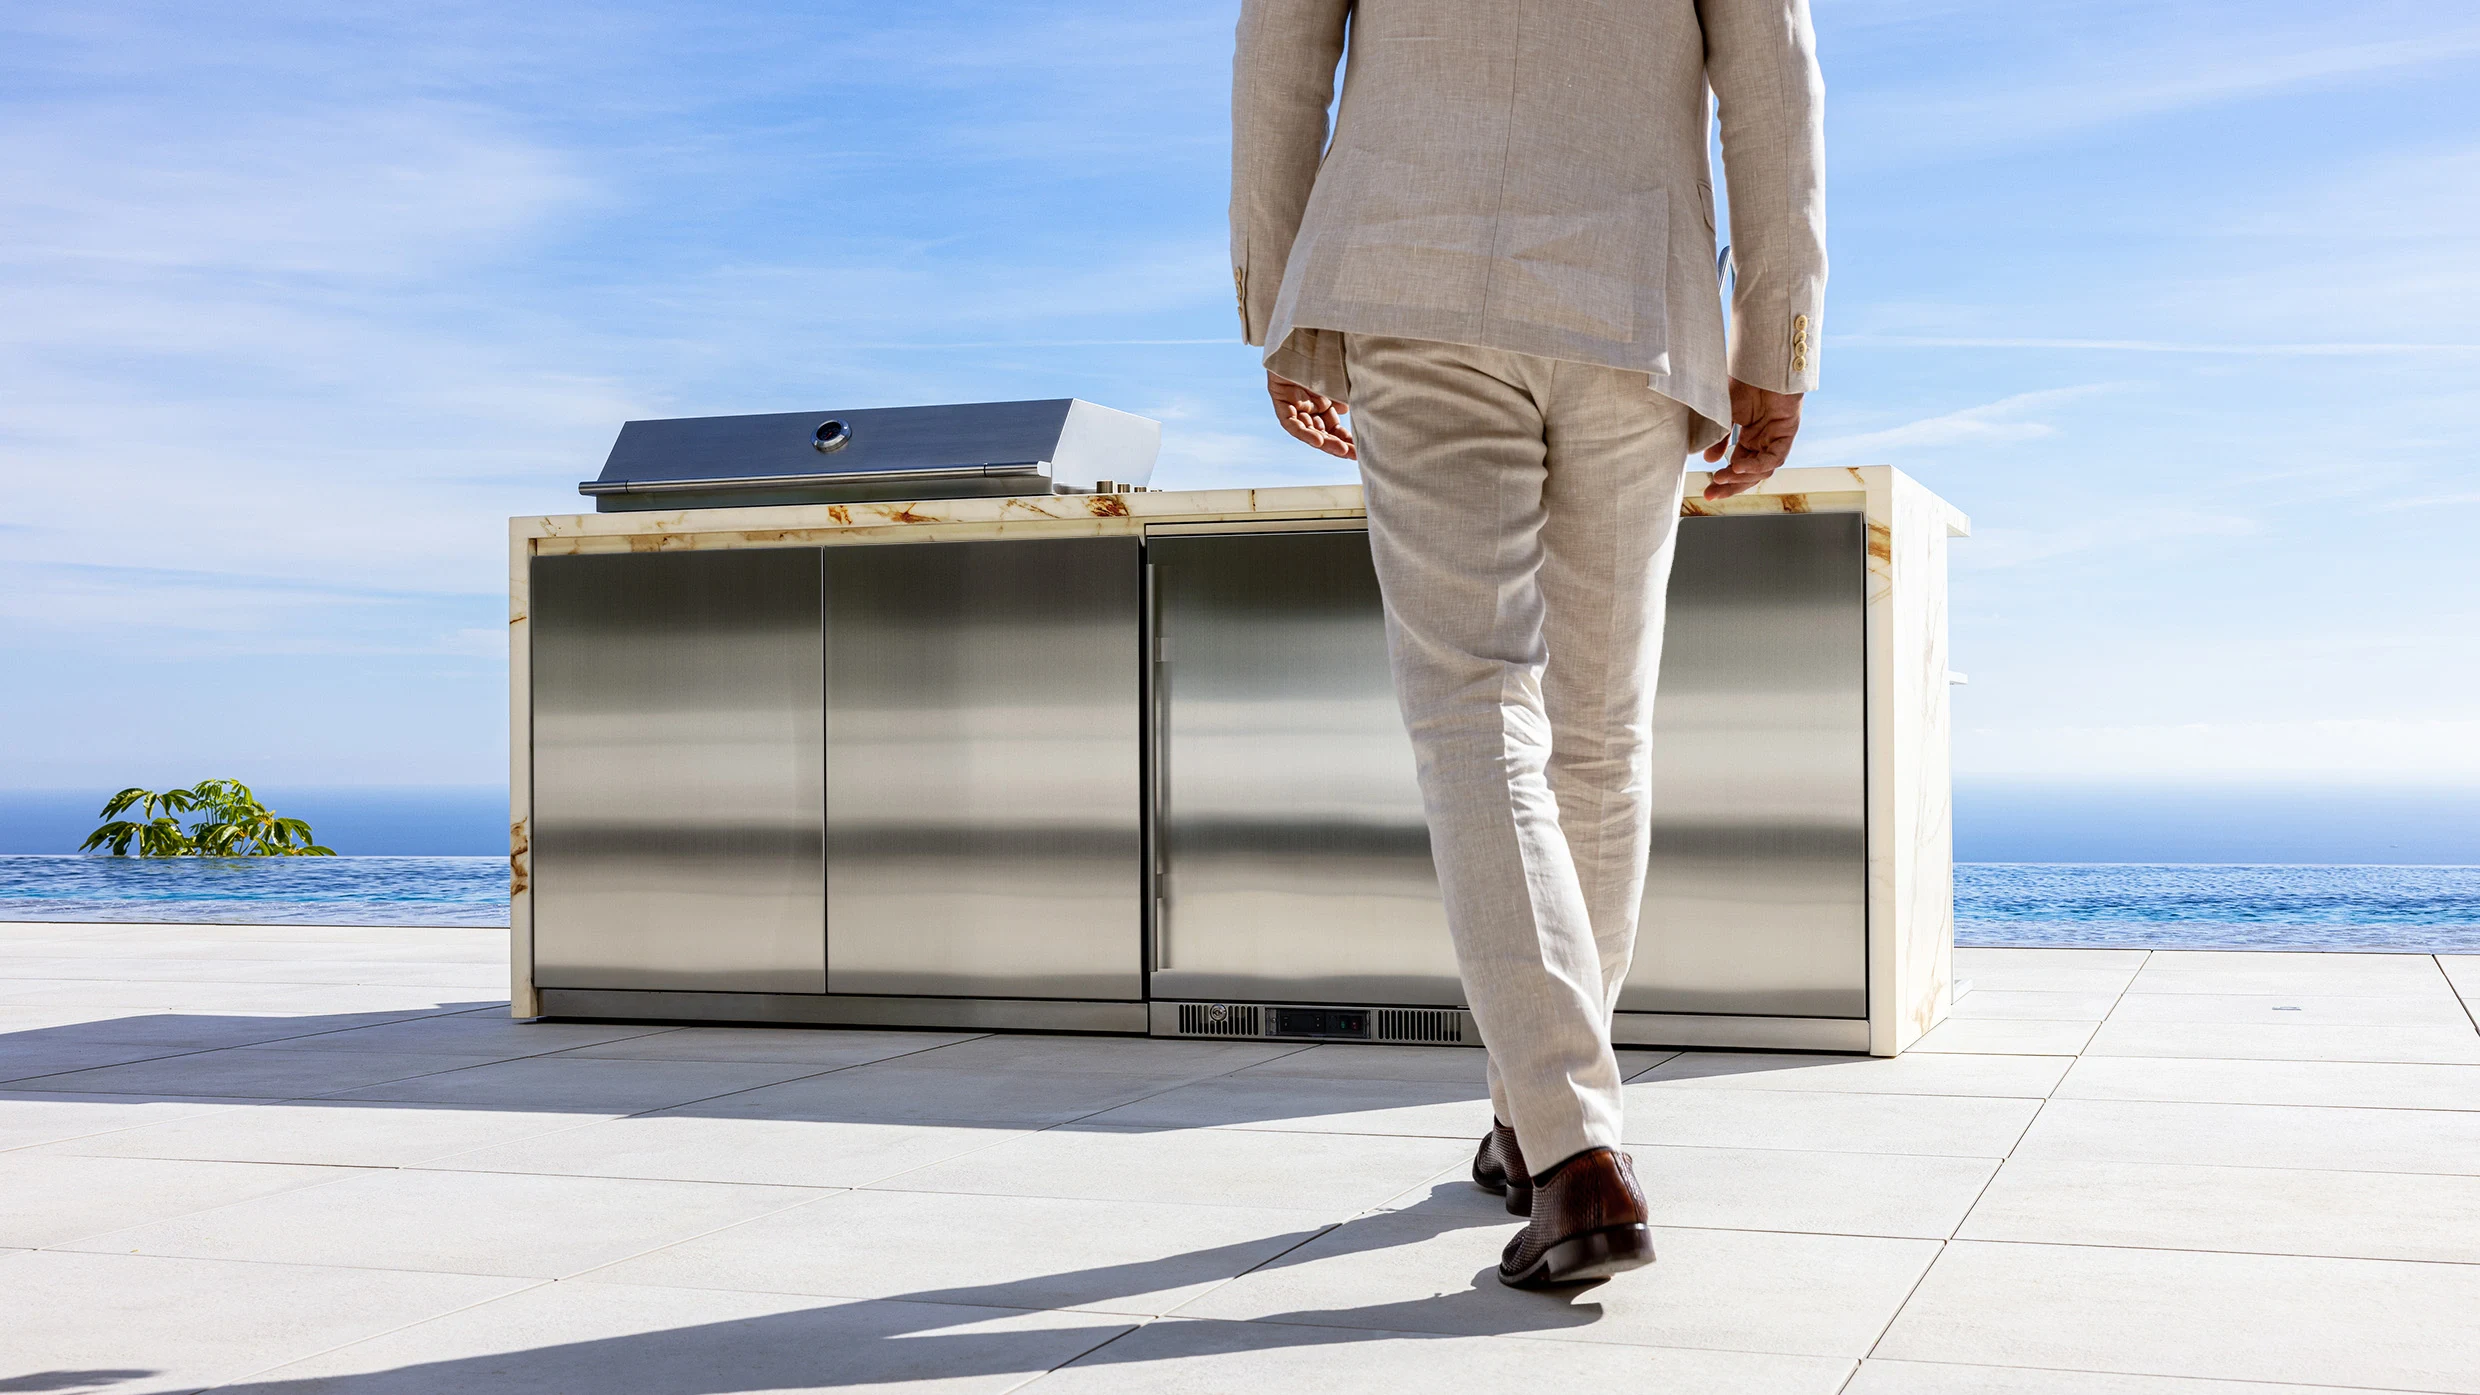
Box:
[1231,0,1825,448]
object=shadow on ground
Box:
[10,1182,1606,1394]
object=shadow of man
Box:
[191,1183,1609,1393]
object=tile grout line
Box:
[305,1031,1010,1122]
[1856,950,2148,1367]
[987,1317,1157,1395]
[2431,954,2480,1037]
[1901,1232,2480,1271]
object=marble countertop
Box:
[513,465,1967,549]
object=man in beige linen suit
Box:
[1230,0,1824,1287]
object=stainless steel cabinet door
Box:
[824,537,1144,1000]
[1151,530,1460,1006]
[1624,513,1869,1017]
[530,548,826,993]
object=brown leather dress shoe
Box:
[1497,1146,1656,1288]
[1470,1119,1532,1216]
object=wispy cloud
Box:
[2367,491,2480,513]
[1960,510,2263,572]
[1839,9,2480,163]
[1798,385,2121,465]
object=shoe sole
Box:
[1471,1170,1534,1217]
[1498,1223,1657,1289]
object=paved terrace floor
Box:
[3,924,2479,1395]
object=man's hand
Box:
[1701,378,1804,500]
[1267,371,1355,460]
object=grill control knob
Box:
[812,419,852,454]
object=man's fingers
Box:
[1275,405,1355,460]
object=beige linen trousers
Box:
[1231,0,1827,1171]
[1349,335,1692,1169]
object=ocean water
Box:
[0,855,509,928]
[3,855,2476,951]
[1956,863,2480,951]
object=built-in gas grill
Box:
[578,398,1160,511]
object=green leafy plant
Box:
[82,779,336,857]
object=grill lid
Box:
[578,398,1160,511]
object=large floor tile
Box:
[1847,1359,2436,1393]
[1175,1187,1941,1357]
[6,1043,512,1097]
[1621,1083,2040,1157]
[1022,1317,1855,1394]
[2442,955,2480,1000]
[423,1112,1028,1187]
[1906,1018,2098,1056]
[876,1123,1470,1215]
[0,1007,442,1050]
[58,1166,823,1278]
[1956,948,2148,974]
[889,1034,1307,1080]
[0,1249,532,1395]
[0,1152,351,1246]
[318,1055,832,1112]
[2014,1097,2480,1174]
[1961,1156,2480,1262]
[677,1062,1185,1128]
[38,1099,621,1167]
[2082,1019,2480,1064]
[1080,1075,1492,1137]
[2105,991,2476,1026]
[1947,991,2122,1021]
[215,1280,1134,1395]
[1950,958,2143,995]
[1877,1239,2480,1392]
[2126,951,2453,997]
[2056,1054,2480,1110]
[0,1090,254,1151]
[1633,1051,2069,1098]
[1626,1144,1999,1239]
[594,1188,1331,1316]
[554,1024,979,1066]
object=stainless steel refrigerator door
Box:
[529,548,826,993]
[824,537,1144,1000]
[1150,529,1460,1006]
[1622,512,1869,1017]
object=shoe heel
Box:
[1506,1224,1656,1288]
[1547,1224,1656,1282]
[1505,1178,1533,1217]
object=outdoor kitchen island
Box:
[509,459,1968,1057]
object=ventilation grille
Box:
[1373,1008,1464,1045]
[1176,1002,1263,1037]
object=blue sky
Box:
[2,0,2475,796]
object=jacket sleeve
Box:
[1230,0,1352,347]
[1700,0,1826,393]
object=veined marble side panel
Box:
[1862,467,1969,1054]
[508,518,538,1017]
